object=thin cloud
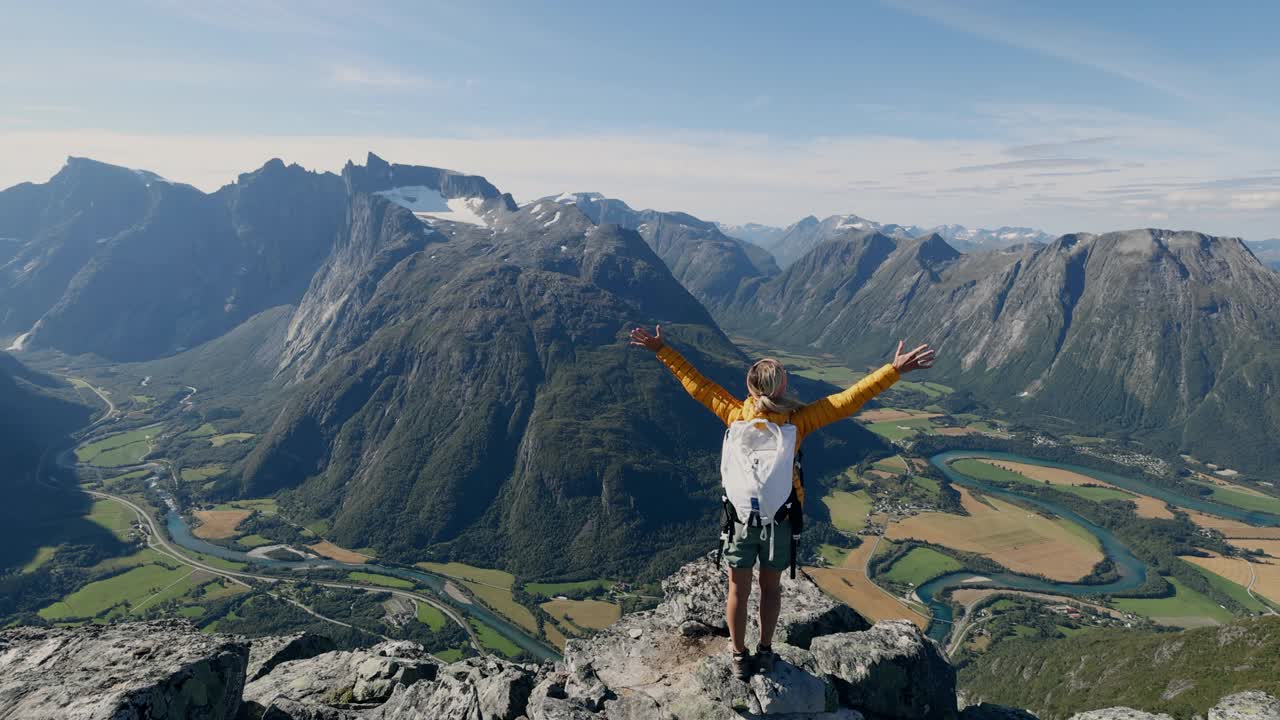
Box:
[952,158,1104,173]
[330,64,435,90]
[1008,136,1118,158]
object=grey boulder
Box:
[811,620,957,720]
[1209,692,1280,720]
[242,639,436,713]
[0,620,248,720]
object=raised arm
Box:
[630,325,741,426]
[793,341,935,436]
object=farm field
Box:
[191,509,251,539]
[959,458,1174,517]
[525,578,615,596]
[212,498,278,515]
[39,562,195,620]
[1111,577,1233,627]
[879,547,963,587]
[75,424,164,467]
[887,487,1103,582]
[1188,479,1280,516]
[184,423,218,438]
[348,571,414,589]
[417,562,538,633]
[805,541,929,629]
[309,541,369,564]
[871,455,909,473]
[1178,554,1273,612]
[468,619,522,658]
[210,432,256,447]
[180,464,226,482]
[822,489,872,533]
[1183,511,1280,539]
[237,534,273,548]
[540,598,621,631]
[864,417,937,441]
[415,601,446,630]
[857,409,939,423]
[544,623,569,649]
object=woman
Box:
[630,324,935,679]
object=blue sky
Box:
[3,1,1279,238]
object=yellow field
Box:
[544,622,568,649]
[308,541,369,564]
[1231,539,1280,558]
[191,509,252,539]
[210,433,256,447]
[1181,551,1280,605]
[416,561,515,588]
[1184,510,1280,539]
[976,459,1174,519]
[887,487,1103,581]
[805,541,929,629]
[540,598,621,631]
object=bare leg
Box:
[727,567,754,653]
[758,566,782,647]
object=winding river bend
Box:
[917,450,1280,642]
[162,507,559,661]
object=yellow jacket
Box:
[655,345,900,504]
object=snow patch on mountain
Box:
[375,186,489,227]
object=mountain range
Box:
[718,216,1053,267]
[713,228,1280,473]
[1247,238,1280,270]
[2,152,1278,574]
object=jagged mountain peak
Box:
[341,152,503,201]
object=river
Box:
[163,507,560,661]
[916,450,1280,642]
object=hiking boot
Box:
[755,645,776,674]
[731,649,753,681]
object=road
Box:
[83,488,483,657]
[71,377,119,428]
[1243,557,1279,616]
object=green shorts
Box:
[723,518,792,571]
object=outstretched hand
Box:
[892,340,935,373]
[630,325,664,352]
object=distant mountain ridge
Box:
[717,214,1051,267]
[1248,238,1280,270]
[0,156,348,360]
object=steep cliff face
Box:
[0,353,94,571]
[724,229,1280,473]
[243,183,749,578]
[0,157,347,360]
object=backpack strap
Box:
[716,496,738,566]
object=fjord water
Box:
[164,509,559,661]
[918,450,1280,641]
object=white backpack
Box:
[720,419,798,527]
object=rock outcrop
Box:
[241,639,437,715]
[3,558,1277,720]
[0,619,248,719]
[1208,691,1280,720]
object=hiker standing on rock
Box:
[630,325,935,679]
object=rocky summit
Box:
[2,558,1276,720]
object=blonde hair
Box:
[747,358,805,414]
